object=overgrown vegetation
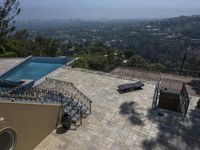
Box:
[0,0,197,73]
[18,15,200,73]
[0,30,62,57]
[71,45,166,71]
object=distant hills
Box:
[10,15,200,73]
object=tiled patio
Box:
[0,58,22,75]
[35,68,200,150]
[112,67,200,96]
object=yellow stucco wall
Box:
[0,101,61,150]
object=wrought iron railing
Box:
[36,78,92,114]
[0,86,63,104]
[0,79,87,128]
[179,83,190,119]
[152,81,161,110]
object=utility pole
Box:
[179,37,191,75]
[180,46,190,75]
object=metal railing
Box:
[36,78,92,114]
[166,68,200,77]
[152,82,161,110]
[0,82,85,128]
[0,86,63,104]
[179,83,190,119]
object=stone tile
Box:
[1,60,200,150]
[0,58,22,75]
[110,143,131,150]
[32,68,200,150]
[125,133,138,146]
[95,137,113,149]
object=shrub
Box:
[0,52,17,58]
[128,55,147,68]
[72,58,88,69]
[71,54,107,71]
[149,63,166,72]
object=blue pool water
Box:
[0,57,72,82]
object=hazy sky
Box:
[18,0,200,20]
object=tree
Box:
[128,55,147,68]
[72,54,107,71]
[0,0,20,37]
[35,36,59,57]
[149,63,166,72]
[14,29,29,41]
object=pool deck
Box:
[0,58,22,75]
[0,59,200,150]
[112,67,200,97]
[35,67,200,150]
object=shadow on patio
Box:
[56,126,69,134]
[187,80,200,95]
[119,101,144,126]
[142,109,200,150]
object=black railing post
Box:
[80,108,83,126]
[90,101,92,114]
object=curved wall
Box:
[0,101,61,150]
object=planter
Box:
[61,113,72,129]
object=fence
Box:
[152,82,161,109]
[179,83,190,118]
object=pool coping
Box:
[0,56,75,86]
[33,57,76,86]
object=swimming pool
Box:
[0,57,73,82]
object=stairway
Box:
[60,96,88,128]
[0,78,92,129]
[35,78,92,128]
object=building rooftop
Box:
[0,59,200,150]
[35,67,200,150]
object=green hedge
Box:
[0,52,17,58]
[72,54,107,71]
